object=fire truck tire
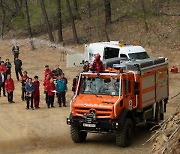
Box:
[155,103,160,123]
[71,126,87,143]
[160,101,164,120]
[116,118,133,147]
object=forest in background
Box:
[0,0,179,49]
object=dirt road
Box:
[0,40,179,154]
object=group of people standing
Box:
[0,45,68,110]
[43,65,67,108]
[0,44,19,103]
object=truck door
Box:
[123,78,133,110]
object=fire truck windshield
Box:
[81,76,121,96]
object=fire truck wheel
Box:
[116,118,133,147]
[155,103,160,123]
[71,126,87,143]
[160,101,164,120]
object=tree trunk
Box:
[104,0,111,24]
[57,0,63,42]
[24,0,35,50]
[66,0,79,44]
[0,0,5,40]
[73,0,81,20]
[13,0,20,10]
[141,0,149,31]
[87,0,91,18]
[39,0,55,43]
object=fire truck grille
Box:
[74,107,112,118]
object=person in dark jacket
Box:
[56,74,67,107]
[5,59,12,75]
[5,74,15,103]
[83,61,89,72]
[14,57,23,81]
[33,76,40,109]
[52,65,62,78]
[20,71,29,101]
[0,70,6,97]
[12,45,19,59]
[25,78,35,109]
[0,57,2,64]
[46,78,56,108]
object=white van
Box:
[85,41,149,62]
[67,41,150,67]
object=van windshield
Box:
[128,52,149,60]
[81,76,121,96]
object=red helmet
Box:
[95,53,101,60]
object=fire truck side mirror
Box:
[134,82,139,95]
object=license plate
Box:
[83,123,96,127]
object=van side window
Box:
[104,47,119,59]
[120,54,128,60]
[124,80,131,94]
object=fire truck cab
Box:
[67,57,169,147]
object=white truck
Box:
[67,41,150,67]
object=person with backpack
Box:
[5,74,15,103]
[14,57,23,81]
[89,53,105,73]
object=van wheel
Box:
[116,118,133,147]
[71,126,87,143]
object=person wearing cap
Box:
[5,74,15,103]
[5,59,12,75]
[14,57,23,81]
[44,65,53,79]
[20,71,29,101]
[89,53,105,73]
[83,61,89,72]
[33,76,40,109]
[0,70,6,97]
